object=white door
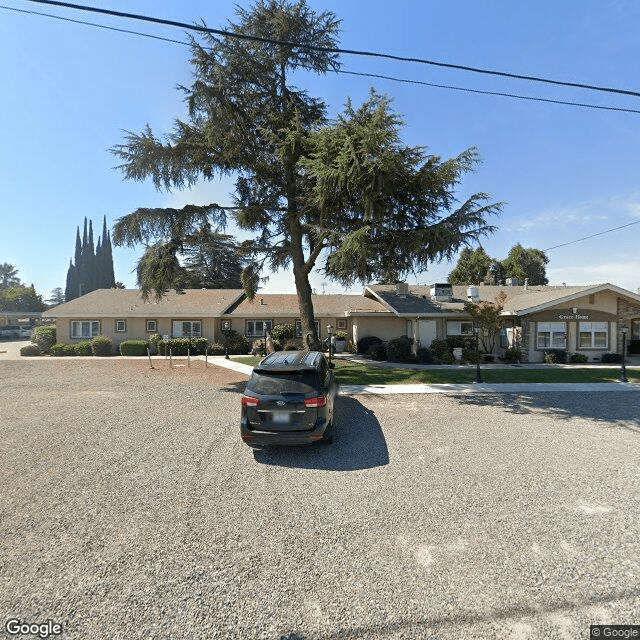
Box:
[417,320,437,349]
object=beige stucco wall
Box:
[351,315,407,344]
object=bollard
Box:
[188,348,190,368]
[169,348,172,367]
[205,346,208,368]
[147,347,154,370]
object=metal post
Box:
[188,348,190,368]
[474,324,484,383]
[169,348,172,367]
[147,347,154,370]
[619,327,628,383]
[205,346,208,368]
[327,324,333,366]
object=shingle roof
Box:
[366,282,640,316]
[43,289,246,318]
[226,294,389,317]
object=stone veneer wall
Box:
[617,298,640,352]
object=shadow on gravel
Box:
[450,392,640,434]
[252,396,389,471]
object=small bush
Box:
[270,323,296,342]
[430,339,451,360]
[543,349,567,364]
[335,331,348,341]
[20,343,41,356]
[601,352,623,363]
[156,337,209,356]
[415,347,433,364]
[207,342,226,355]
[91,335,113,356]
[283,339,303,351]
[50,342,75,356]
[222,330,251,355]
[74,340,93,356]
[119,340,150,356]
[358,336,383,354]
[387,335,413,363]
[569,353,588,363]
[367,342,387,361]
[30,325,56,354]
[503,347,522,363]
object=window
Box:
[146,320,157,333]
[578,322,608,349]
[295,319,320,337]
[631,320,640,341]
[406,320,413,339]
[447,321,474,336]
[336,319,347,330]
[246,320,272,337]
[71,321,100,339]
[115,320,126,333]
[536,322,566,349]
[172,321,202,338]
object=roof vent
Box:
[467,286,480,302]
[430,283,453,302]
[395,282,409,297]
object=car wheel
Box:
[321,420,333,444]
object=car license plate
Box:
[272,411,290,424]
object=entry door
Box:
[417,320,437,348]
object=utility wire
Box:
[3,4,638,116]
[543,219,640,251]
[21,0,640,100]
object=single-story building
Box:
[364,281,640,362]
[42,281,640,362]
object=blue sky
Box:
[2,0,640,299]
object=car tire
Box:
[321,420,334,444]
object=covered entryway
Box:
[417,319,437,349]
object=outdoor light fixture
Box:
[222,320,231,359]
[473,322,484,384]
[619,323,628,383]
[327,324,334,367]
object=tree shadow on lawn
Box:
[251,396,389,471]
[450,391,640,434]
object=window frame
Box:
[146,320,157,333]
[172,320,202,338]
[295,319,321,337]
[246,319,273,338]
[115,320,127,333]
[536,322,567,350]
[446,320,474,336]
[71,320,100,339]
[578,321,608,350]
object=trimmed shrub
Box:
[367,342,387,361]
[358,336,383,354]
[207,342,226,355]
[601,352,623,363]
[30,325,56,354]
[271,323,296,343]
[430,339,451,360]
[119,340,150,356]
[283,339,303,351]
[386,335,413,363]
[74,340,93,356]
[50,343,75,356]
[20,343,41,356]
[91,335,113,356]
[156,337,209,356]
[415,347,433,364]
[569,353,588,363]
[503,347,522,363]
[543,349,567,364]
[221,330,251,355]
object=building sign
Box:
[531,309,616,323]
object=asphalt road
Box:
[1,360,639,639]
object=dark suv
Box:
[240,351,338,447]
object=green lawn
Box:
[231,356,640,384]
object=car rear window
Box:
[247,370,320,395]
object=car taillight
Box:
[241,395,259,407]
[304,396,326,408]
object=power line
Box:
[3,4,638,116]
[22,0,640,100]
[543,219,640,251]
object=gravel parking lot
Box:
[1,359,639,639]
